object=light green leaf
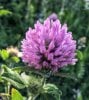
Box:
[11,88,23,100]
[21,72,30,86]
[0,9,12,16]
[77,50,83,61]
[11,56,20,63]
[0,49,9,60]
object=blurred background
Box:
[0,0,89,100]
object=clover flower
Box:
[48,13,58,21]
[21,15,77,71]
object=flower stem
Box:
[5,82,10,100]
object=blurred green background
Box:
[0,0,89,100]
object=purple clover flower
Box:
[21,15,77,71]
[48,13,58,21]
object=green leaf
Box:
[2,65,25,89]
[0,9,12,16]
[0,75,2,82]
[11,88,23,100]
[21,72,31,86]
[11,56,20,63]
[77,50,83,61]
[0,49,9,60]
[12,67,25,72]
[43,83,61,100]
[76,62,85,79]
[2,77,25,89]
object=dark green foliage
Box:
[0,0,89,100]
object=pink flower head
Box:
[21,15,77,71]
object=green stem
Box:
[7,82,10,94]
[27,88,30,98]
[4,82,10,100]
[27,73,46,100]
[53,72,77,80]
[28,94,35,100]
